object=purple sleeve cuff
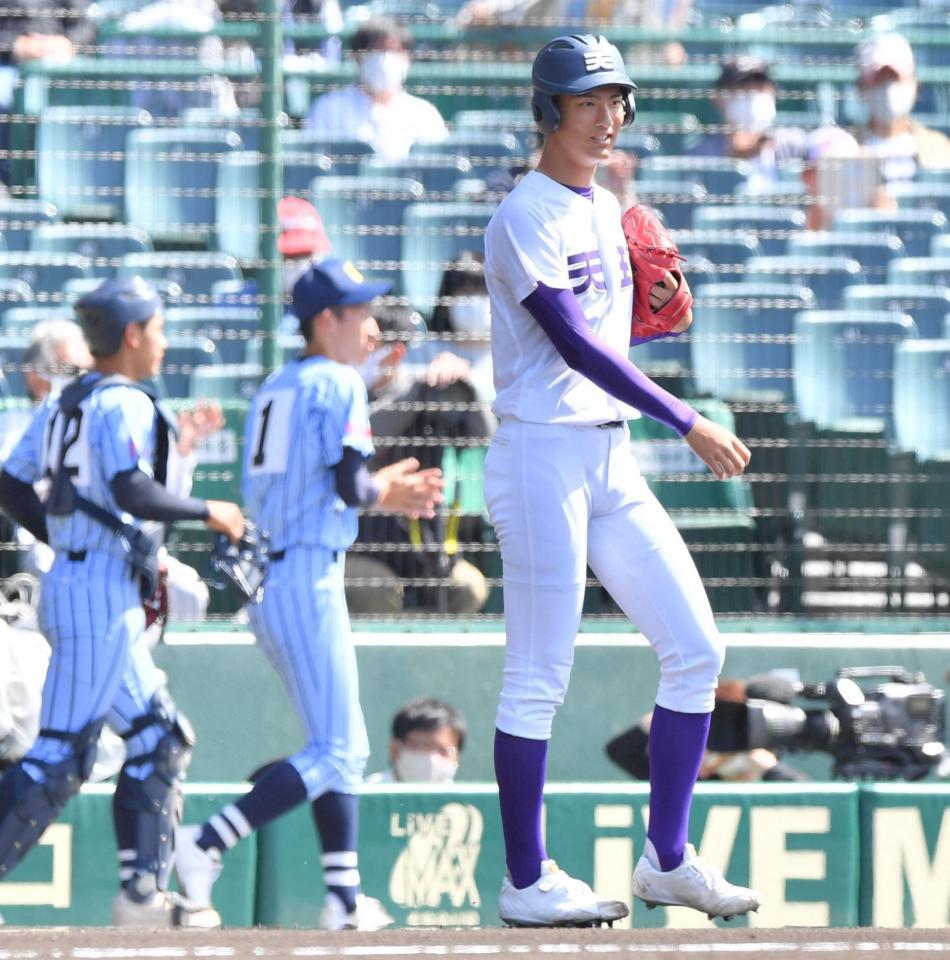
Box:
[522,283,697,437]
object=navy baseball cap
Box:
[292,258,391,323]
[75,275,163,357]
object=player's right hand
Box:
[373,457,445,519]
[684,416,751,480]
[205,500,246,544]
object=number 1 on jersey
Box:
[247,389,294,475]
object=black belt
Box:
[67,550,87,561]
[270,549,339,562]
[597,420,625,429]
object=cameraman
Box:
[607,676,810,783]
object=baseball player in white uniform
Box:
[483,35,761,927]
[174,259,443,930]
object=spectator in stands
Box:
[20,318,92,403]
[345,302,491,617]
[853,32,950,185]
[111,0,239,118]
[279,195,332,296]
[694,57,808,194]
[427,251,494,408]
[368,697,467,783]
[304,18,448,162]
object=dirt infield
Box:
[2,926,950,960]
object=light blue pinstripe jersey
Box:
[4,373,157,558]
[242,355,374,553]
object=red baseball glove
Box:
[621,204,692,340]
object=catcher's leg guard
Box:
[0,721,102,877]
[115,692,195,892]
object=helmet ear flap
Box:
[531,91,560,136]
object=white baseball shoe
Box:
[320,892,395,931]
[110,888,176,928]
[175,825,223,910]
[499,859,629,928]
[633,839,761,921]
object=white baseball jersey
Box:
[484,170,638,425]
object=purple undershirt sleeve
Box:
[522,282,698,437]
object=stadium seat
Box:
[637,156,751,197]
[841,285,950,340]
[1,305,74,337]
[745,255,862,310]
[607,129,662,159]
[312,176,425,292]
[890,181,950,220]
[117,252,242,302]
[164,306,262,364]
[401,201,497,316]
[932,234,950,259]
[180,107,263,151]
[0,200,59,252]
[792,309,920,554]
[632,180,707,231]
[671,229,760,272]
[359,153,475,200]
[793,310,918,436]
[690,282,815,402]
[452,109,538,156]
[0,279,34,316]
[412,130,525,185]
[280,131,374,178]
[627,395,761,613]
[786,231,905,283]
[125,128,245,245]
[190,363,264,402]
[632,112,702,155]
[215,150,335,261]
[0,253,91,302]
[831,209,948,259]
[36,105,152,221]
[888,256,950,286]
[156,335,220,400]
[893,339,950,462]
[30,223,152,276]
[691,205,807,256]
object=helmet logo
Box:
[584,44,617,72]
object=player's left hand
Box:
[684,415,751,480]
[374,457,445,519]
[649,272,693,332]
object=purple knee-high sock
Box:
[647,704,711,872]
[494,728,548,889]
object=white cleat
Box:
[499,859,629,928]
[174,824,223,910]
[110,889,176,929]
[633,839,761,921]
[320,892,395,931]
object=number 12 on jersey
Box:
[247,388,295,474]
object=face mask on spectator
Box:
[723,91,776,134]
[394,747,458,783]
[359,51,409,95]
[863,80,916,123]
[449,296,491,338]
[283,259,310,295]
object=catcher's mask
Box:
[207,521,270,607]
[531,34,637,137]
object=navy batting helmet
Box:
[531,34,637,136]
[74,276,163,358]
